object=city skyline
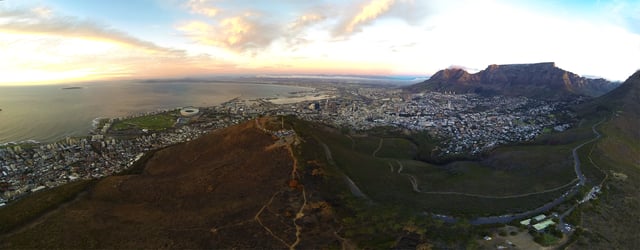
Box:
[1,0,639,85]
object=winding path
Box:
[572,119,605,185]
[390,120,604,200]
[388,153,580,199]
[316,118,605,225]
[372,138,384,157]
[254,191,290,248]
[466,118,606,224]
[318,140,369,199]
[384,119,605,224]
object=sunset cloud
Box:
[289,13,326,33]
[332,0,429,37]
[177,13,280,52]
[337,0,396,36]
[0,8,182,54]
[0,7,234,84]
[186,0,220,17]
[1,0,639,84]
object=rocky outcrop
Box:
[406,62,620,100]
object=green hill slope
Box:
[571,70,640,249]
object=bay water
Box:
[0,81,312,144]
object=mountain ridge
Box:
[573,70,639,249]
[0,117,340,249]
[406,62,620,100]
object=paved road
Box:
[573,119,604,185]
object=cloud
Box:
[0,6,238,84]
[332,0,429,37]
[181,0,317,52]
[31,6,53,18]
[283,13,327,49]
[335,0,395,36]
[289,13,326,33]
[0,7,183,55]
[0,30,237,84]
[186,0,219,17]
[178,1,336,53]
[177,13,280,52]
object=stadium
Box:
[179,107,199,117]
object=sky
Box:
[0,0,638,85]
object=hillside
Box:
[0,72,636,249]
[569,71,639,249]
[0,118,340,249]
[406,62,619,100]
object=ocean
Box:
[0,81,312,144]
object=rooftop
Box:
[533,219,556,231]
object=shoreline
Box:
[268,94,334,105]
[0,81,314,145]
[0,96,244,146]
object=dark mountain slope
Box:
[406,62,619,100]
[0,118,340,249]
[571,70,640,249]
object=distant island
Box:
[61,86,83,90]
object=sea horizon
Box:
[0,81,313,144]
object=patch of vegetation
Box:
[95,118,110,130]
[339,195,477,248]
[288,116,580,216]
[574,116,640,248]
[0,179,95,234]
[111,112,177,131]
[285,113,636,247]
[352,136,382,155]
[533,232,559,246]
[406,130,442,163]
[284,116,351,198]
[376,138,417,159]
[529,121,590,147]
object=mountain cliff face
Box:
[406,62,619,100]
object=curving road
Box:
[572,119,604,185]
[313,119,605,225]
[465,118,606,225]
[393,119,604,225]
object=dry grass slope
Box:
[1,118,340,249]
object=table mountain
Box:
[406,62,619,100]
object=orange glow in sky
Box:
[0,0,639,85]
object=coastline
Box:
[0,82,313,145]
[268,94,334,105]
